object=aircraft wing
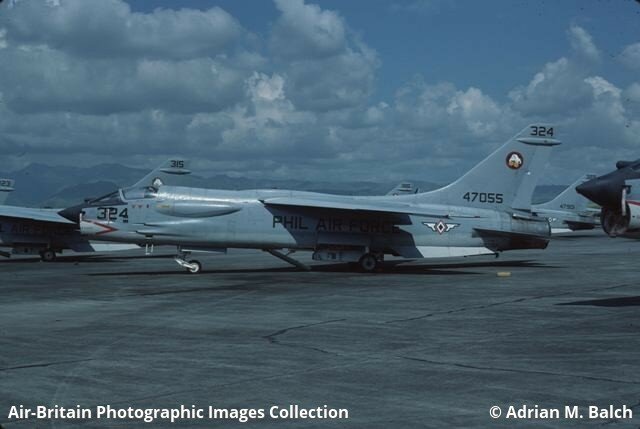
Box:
[0,206,76,224]
[261,197,477,219]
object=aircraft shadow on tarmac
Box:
[88,259,554,277]
[0,253,176,264]
[557,296,640,307]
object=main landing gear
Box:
[357,252,382,273]
[39,249,57,262]
[174,249,202,274]
[358,253,377,272]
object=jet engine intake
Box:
[601,203,640,236]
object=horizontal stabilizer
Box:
[473,228,549,251]
[394,245,495,259]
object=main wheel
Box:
[186,260,202,274]
[40,249,57,262]
[358,253,378,273]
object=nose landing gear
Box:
[174,249,202,274]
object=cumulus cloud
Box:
[508,57,593,116]
[625,83,640,103]
[619,42,640,70]
[0,47,247,114]
[219,72,319,155]
[568,25,600,62]
[509,26,604,117]
[269,0,379,112]
[270,0,346,60]
[3,0,244,60]
[384,79,526,180]
[0,1,637,185]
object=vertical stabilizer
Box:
[131,158,191,188]
[415,124,560,211]
[535,174,596,213]
[0,178,15,205]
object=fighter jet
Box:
[0,159,190,260]
[387,182,420,196]
[61,124,560,273]
[532,174,599,233]
[576,160,640,237]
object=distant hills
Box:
[0,163,566,208]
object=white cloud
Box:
[568,25,600,62]
[0,28,7,49]
[508,57,593,116]
[267,0,379,112]
[0,46,247,114]
[270,0,346,60]
[625,83,640,103]
[619,42,640,70]
[219,72,319,155]
[3,0,244,60]
[0,2,637,185]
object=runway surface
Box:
[1,232,639,428]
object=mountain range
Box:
[0,163,566,208]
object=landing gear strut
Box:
[264,249,311,271]
[174,249,202,274]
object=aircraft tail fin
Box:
[535,174,596,213]
[130,158,191,189]
[0,179,15,205]
[414,124,560,212]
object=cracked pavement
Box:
[1,231,639,428]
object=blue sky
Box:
[0,0,639,184]
[127,0,640,100]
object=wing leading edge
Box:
[262,197,452,218]
[0,206,76,225]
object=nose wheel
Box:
[174,249,202,274]
[186,260,202,274]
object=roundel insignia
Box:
[506,152,523,170]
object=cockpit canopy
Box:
[122,186,157,201]
[86,190,122,206]
[85,186,157,206]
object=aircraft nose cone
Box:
[576,177,623,208]
[58,204,84,223]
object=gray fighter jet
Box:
[387,182,420,196]
[577,160,640,237]
[61,124,560,273]
[532,174,599,234]
[0,159,190,260]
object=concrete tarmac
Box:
[0,232,639,428]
